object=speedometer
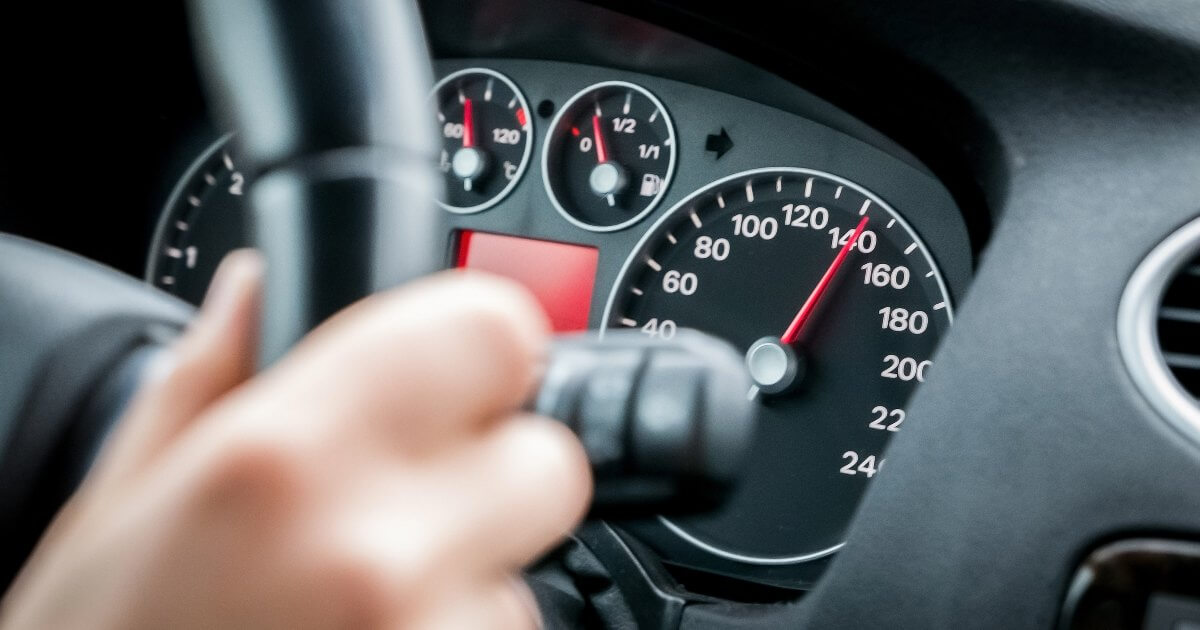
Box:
[602,168,953,570]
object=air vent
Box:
[1159,256,1200,398]
[1119,216,1200,444]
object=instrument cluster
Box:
[147,58,974,590]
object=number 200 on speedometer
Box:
[602,167,953,565]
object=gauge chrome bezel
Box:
[1118,215,1200,447]
[432,67,534,215]
[600,166,954,566]
[541,80,677,233]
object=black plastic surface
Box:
[187,0,437,174]
[0,235,191,589]
[535,331,755,517]
[188,0,444,364]
[1061,539,1200,630]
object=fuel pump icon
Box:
[639,173,663,197]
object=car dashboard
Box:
[2,0,1200,627]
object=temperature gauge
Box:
[432,68,533,213]
[543,81,676,232]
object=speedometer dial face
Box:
[543,81,676,232]
[603,168,953,565]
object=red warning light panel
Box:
[455,230,600,332]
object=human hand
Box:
[0,252,591,630]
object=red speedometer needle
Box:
[779,215,870,344]
[591,114,609,163]
[462,97,475,148]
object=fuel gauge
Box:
[543,81,676,232]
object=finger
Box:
[323,416,590,604]
[430,417,591,572]
[222,271,551,453]
[89,250,263,486]
[402,578,540,630]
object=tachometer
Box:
[146,134,249,305]
[543,81,675,232]
[602,168,953,569]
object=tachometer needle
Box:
[462,98,475,148]
[780,215,870,344]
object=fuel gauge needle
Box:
[591,114,617,206]
[592,114,608,163]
